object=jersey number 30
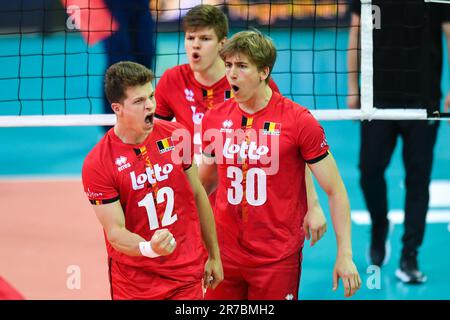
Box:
[227,166,267,206]
[138,187,178,230]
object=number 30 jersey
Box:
[82,120,204,282]
[202,91,330,266]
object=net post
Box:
[360,0,374,121]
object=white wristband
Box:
[139,241,161,258]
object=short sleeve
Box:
[441,3,450,22]
[82,156,119,205]
[155,71,175,120]
[351,0,361,16]
[296,110,330,164]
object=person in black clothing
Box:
[102,0,155,129]
[348,0,450,284]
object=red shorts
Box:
[205,251,302,300]
[109,260,204,300]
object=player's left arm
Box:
[304,166,327,247]
[184,164,223,290]
[308,152,361,298]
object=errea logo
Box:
[223,120,233,128]
[285,293,294,300]
[220,120,233,133]
[115,156,131,172]
[115,156,127,166]
[185,88,194,102]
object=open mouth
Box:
[231,85,240,93]
[192,52,200,61]
[145,113,154,125]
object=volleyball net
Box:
[0,0,448,127]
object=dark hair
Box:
[104,61,154,104]
[183,4,228,41]
[220,30,276,84]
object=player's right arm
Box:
[303,167,327,246]
[92,201,176,257]
[82,154,175,258]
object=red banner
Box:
[60,0,119,46]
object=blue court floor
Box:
[0,29,449,300]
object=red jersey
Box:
[202,91,329,267]
[82,120,204,282]
[155,64,280,159]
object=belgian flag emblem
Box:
[263,121,281,135]
[241,116,254,128]
[156,137,175,154]
[224,90,233,100]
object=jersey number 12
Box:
[138,187,178,230]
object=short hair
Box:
[219,30,276,84]
[182,4,228,41]
[104,61,154,104]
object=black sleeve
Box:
[442,3,450,22]
[351,0,361,16]
[304,151,329,164]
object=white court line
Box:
[430,180,450,207]
[352,209,450,225]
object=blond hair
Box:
[219,30,276,84]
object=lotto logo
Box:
[223,138,269,160]
[202,127,280,175]
[85,188,103,198]
[130,163,174,190]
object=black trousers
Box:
[103,0,155,114]
[359,120,439,255]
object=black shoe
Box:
[370,221,389,266]
[395,251,427,284]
